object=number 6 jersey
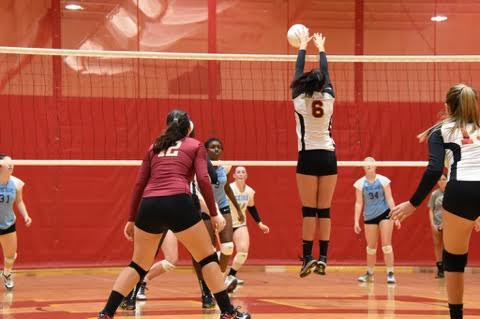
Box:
[293,92,335,151]
[292,50,335,152]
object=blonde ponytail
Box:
[417,83,479,142]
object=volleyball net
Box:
[1,47,480,167]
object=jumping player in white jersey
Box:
[225,166,270,287]
[428,173,447,279]
[353,157,398,284]
[0,155,32,290]
[391,83,480,319]
[290,29,337,277]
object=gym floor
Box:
[2,266,480,318]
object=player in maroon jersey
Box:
[97,110,250,319]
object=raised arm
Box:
[313,33,335,97]
[292,27,312,81]
[294,50,307,81]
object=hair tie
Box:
[188,121,194,135]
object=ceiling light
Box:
[65,4,84,11]
[431,15,447,22]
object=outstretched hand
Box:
[296,27,313,50]
[312,32,326,52]
[390,201,416,223]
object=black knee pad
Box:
[128,261,148,280]
[302,207,317,218]
[317,208,330,218]
[443,250,468,272]
[198,252,219,268]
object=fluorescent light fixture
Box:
[431,15,447,22]
[65,4,84,11]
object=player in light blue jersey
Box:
[353,157,399,284]
[204,138,243,292]
[0,155,32,290]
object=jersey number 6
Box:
[312,100,324,118]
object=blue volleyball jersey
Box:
[212,166,229,209]
[354,174,391,221]
[0,176,22,229]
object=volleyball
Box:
[287,24,308,48]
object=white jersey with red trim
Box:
[293,91,335,152]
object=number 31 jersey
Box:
[293,91,335,152]
[0,176,24,229]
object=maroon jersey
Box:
[128,137,217,221]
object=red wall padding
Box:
[5,97,480,267]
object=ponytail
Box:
[290,68,325,98]
[153,110,190,154]
[417,83,479,142]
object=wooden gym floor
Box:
[1,266,480,318]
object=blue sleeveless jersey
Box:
[354,175,390,221]
[0,177,17,229]
[362,179,388,221]
[212,166,229,209]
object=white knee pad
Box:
[382,245,393,254]
[220,242,234,256]
[160,259,176,272]
[233,252,248,266]
[4,253,17,264]
[366,247,377,255]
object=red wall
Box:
[1,0,480,267]
[6,97,480,267]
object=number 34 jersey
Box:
[293,91,335,152]
[353,174,391,221]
